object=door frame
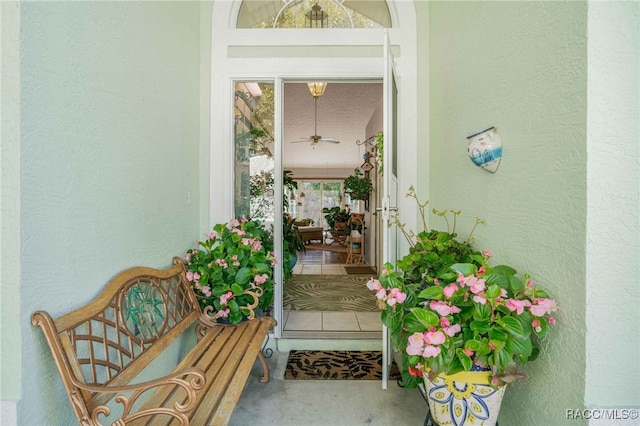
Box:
[209,1,419,340]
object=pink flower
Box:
[215,308,230,319]
[549,316,557,326]
[366,278,382,291]
[386,288,407,306]
[186,271,195,282]
[464,348,474,357]
[429,301,452,316]
[440,317,450,328]
[381,269,389,275]
[422,345,441,358]
[406,333,425,356]
[467,276,486,294]
[241,238,251,246]
[532,319,542,333]
[443,324,461,337]
[252,240,262,251]
[489,342,496,350]
[254,274,268,285]
[429,301,460,316]
[482,250,493,257]
[423,331,446,345]
[506,298,531,315]
[527,279,535,288]
[193,272,200,281]
[200,285,211,297]
[220,291,233,305]
[215,258,228,269]
[240,216,248,223]
[207,231,216,240]
[443,283,458,298]
[473,294,487,305]
[229,219,240,227]
[477,267,486,275]
[232,255,238,260]
[184,253,191,262]
[237,229,246,236]
[530,298,558,316]
[375,289,387,301]
[433,278,440,286]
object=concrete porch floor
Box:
[233,249,429,425]
[229,349,429,426]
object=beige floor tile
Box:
[301,265,322,274]
[321,265,344,275]
[322,311,360,331]
[284,311,322,331]
[356,312,383,331]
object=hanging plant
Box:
[344,169,373,201]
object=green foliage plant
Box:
[367,186,559,389]
[184,218,276,324]
[343,169,373,201]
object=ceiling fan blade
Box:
[319,138,340,144]
[289,139,311,143]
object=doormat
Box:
[344,265,377,275]
[284,350,400,380]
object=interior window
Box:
[237,0,391,29]
[234,82,275,223]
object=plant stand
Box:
[346,215,365,264]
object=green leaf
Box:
[418,285,444,300]
[470,320,490,334]
[498,316,524,338]
[456,348,473,371]
[403,312,431,333]
[509,275,524,292]
[465,340,481,352]
[485,284,502,299]
[450,263,478,276]
[511,336,533,358]
[485,273,509,289]
[493,265,517,276]
[489,327,509,342]
[231,283,243,295]
[228,299,239,312]
[473,303,491,321]
[234,267,252,285]
[409,308,439,329]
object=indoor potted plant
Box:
[183,217,276,324]
[343,168,373,201]
[367,187,558,425]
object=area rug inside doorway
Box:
[284,275,377,312]
[344,265,377,275]
[284,350,401,380]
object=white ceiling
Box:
[282,82,383,170]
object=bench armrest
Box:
[70,368,205,425]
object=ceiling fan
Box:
[289,82,341,146]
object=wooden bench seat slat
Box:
[32,258,275,426]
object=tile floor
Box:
[284,255,381,338]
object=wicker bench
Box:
[297,226,324,244]
[32,257,275,425]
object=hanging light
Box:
[306,2,328,28]
[307,82,327,98]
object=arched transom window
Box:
[237,0,391,28]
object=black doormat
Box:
[284,350,401,380]
[344,265,377,275]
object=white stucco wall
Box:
[585,0,640,417]
[427,2,589,424]
[15,2,203,424]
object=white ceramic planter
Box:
[424,371,505,426]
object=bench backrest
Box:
[32,257,201,414]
